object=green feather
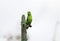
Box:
[26,11,32,29]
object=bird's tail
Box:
[26,25,32,29]
[29,25,32,27]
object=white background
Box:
[0,0,60,41]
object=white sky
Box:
[0,0,60,41]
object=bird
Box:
[26,11,32,29]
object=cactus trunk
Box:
[21,15,27,41]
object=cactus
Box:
[21,15,27,41]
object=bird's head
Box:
[27,11,31,16]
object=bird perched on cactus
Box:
[26,11,32,29]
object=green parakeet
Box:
[26,11,32,29]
